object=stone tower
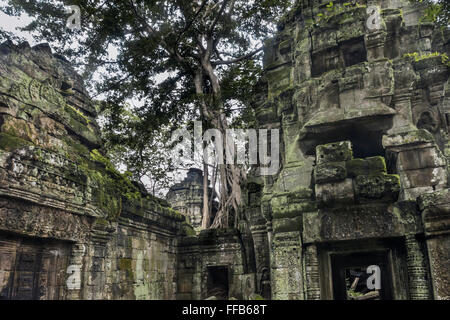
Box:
[166,168,205,230]
[166,168,219,230]
[244,0,450,299]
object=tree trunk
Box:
[209,111,245,228]
[201,160,210,229]
[195,69,212,230]
[208,163,217,218]
[198,55,246,229]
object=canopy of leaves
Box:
[0,0,290,127]
[410,0,450,28]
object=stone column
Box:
[304,244,321,300]
[85,224,113,300]
[270,232,304,300]
[404,234,431,299]
[365,30,387,61]
[250,224,271,293]
[390,91,415,134]
[419,189,450,300]
[65,242,87,300]
[425,235,450,300]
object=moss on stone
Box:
[272,200,317,219]
[270,187,313,201]
[366,156,387,173]
[62,135,90,158]
[73,152,134,220]
[346,156,386,177]
[345,158,366,177]
[0,132,33,151]
[182,222,196,236]
[315,161,347,183]
[316,141,353,164]
[167,207,184,220]
[273,216,302,233]
[118,258,134,280]
[1,116,38,145]
[249,293,265,300]
[65,104,91,125]
[267,66,292,99]
[315,3,366,27]
[89,149,142,201]
[354,173,401,200]
[403,51,450,68]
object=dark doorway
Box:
[351,130,385,159]
[206,266,229,299]
[341,37,368,68]
[331,251,393,300]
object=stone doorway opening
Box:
[331,251,393,300]
[205,266,229,299]
[0,232,71,300]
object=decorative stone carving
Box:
[0,41,184,300]
[246,0,450,300]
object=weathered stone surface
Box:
[354,173,400,201]
[314,161,346,183]
[316,141,353,164]
[315,177,354,206]
[346,156,386,177]
[177,228,252,300]
[246,0,450,300]
[0,41,185,300]
[166,168,211,230]
[303,202,423,244]
[1,0,450,301]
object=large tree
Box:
[0,0,292,228]
[101,105,176,198]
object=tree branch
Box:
[211,47,263,65]
[129,0,185,63]
[176,0,208,46]
[209,0,230,34]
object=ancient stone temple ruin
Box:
[0,41,189,299]
[248,0,450,300]
[166,168,214,230]
[0,0,449,300]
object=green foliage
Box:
[0,0,292,213]
[0,0,295,228]
[403,51,450,67]
[90,148,142,201]
[314,0,364,25]
[0,0,291,127]
[442,53,450,67]
[410,0,450,27]
[101,104,176,197]
[347,288,364,299]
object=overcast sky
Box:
[0,4,37,44]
